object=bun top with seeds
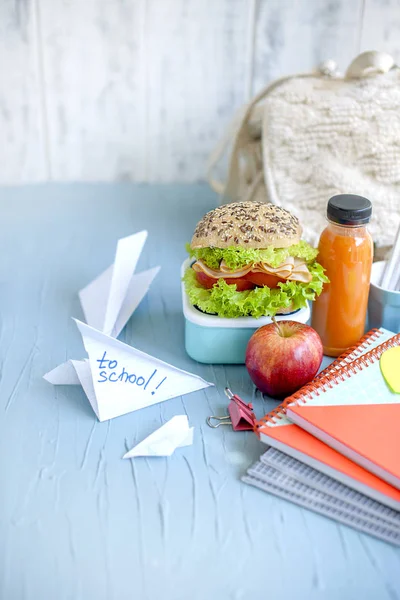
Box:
[191,202,302,250]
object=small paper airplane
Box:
[123,415,194,458]
[44,320,213,421]
[79,230,160,338]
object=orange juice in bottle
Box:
[311,194,373,357]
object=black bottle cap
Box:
[327,194,372,225]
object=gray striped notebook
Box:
[261,447,400,528]
[243,453,400,545]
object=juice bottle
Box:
[311,194,373,357]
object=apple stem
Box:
[271,316,283,336]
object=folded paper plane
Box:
[79,230,160,338]
[44,320,213,421]
[123,415,194,458]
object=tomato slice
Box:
[194,269,288,291]
[195,271,255,291]
[245,272,286,288]
[224,277,255,291]
[195,271,217,289]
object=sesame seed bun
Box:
[191,202,302,249]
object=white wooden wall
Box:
[1,0,400,184]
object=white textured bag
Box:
[208,51,400,254]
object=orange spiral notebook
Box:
[256,328,400,510]
[286,333,400,490]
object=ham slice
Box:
[219,259,254,275]
[192,260,253,279]
[287,257,313,283]
[257,256,295,279]
[261,256,295,271]
[192,255,312,283]
[251,266,292,279]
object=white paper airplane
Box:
[79,231,160,338]
[123,415,194,458]
[44,320,213,421]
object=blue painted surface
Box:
[0,183,399,600]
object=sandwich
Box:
[184,202,328,318]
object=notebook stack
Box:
[243,328,400,545]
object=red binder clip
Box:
[207,388,256,431]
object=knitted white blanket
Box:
[209,52,400,251]
[263,70,400,246]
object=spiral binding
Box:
[256,330,400,430]
[314,328,381,380]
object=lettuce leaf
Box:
[186,240,319,270]
[183,262,328,318]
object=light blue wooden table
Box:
[0,184,399,600]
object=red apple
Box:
[245,320,323,398]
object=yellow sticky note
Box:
[380,347,400,393]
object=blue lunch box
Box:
[181,259,311,364]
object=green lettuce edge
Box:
[183,262,329,318]
[186,239,319,270]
